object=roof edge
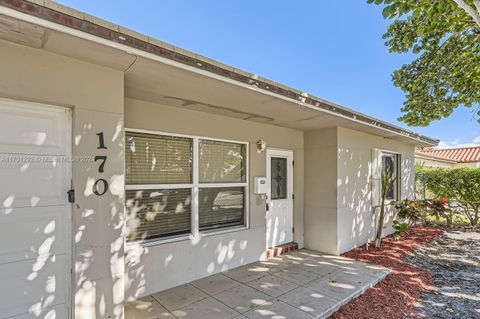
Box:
[417,146,480,163]
[1,0,439,146]
[423,145,480,151]
[415,152,458,164]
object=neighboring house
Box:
[415,146,480,168]
[0,1,438,319]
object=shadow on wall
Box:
[121,131,274,301]
[73,118,125,319]
[124,235,253,301]
[122,190,279,299]
[337,148,414,253]
[123,204,283,302]
[0,116,124,318]
[337,147,374,252]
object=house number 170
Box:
[94,132,108,196]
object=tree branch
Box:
[474,0,480,14]
[452,0,480,28]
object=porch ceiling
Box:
[122,57,422,147]
[0,12,435,146]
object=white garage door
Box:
[0,99,71,319]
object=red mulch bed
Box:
[331,226,445,319]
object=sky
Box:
[56,0,478,147]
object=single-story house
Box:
[0,1,438,318]
[415,146,480,168]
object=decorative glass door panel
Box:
[271,157,287,200]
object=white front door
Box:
[0,99,72,319]
[266,149,293,248]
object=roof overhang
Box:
[0,0,439,147]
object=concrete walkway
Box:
[125,249,390,319]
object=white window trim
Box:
[125,128,250,247]
[380,150,401,201]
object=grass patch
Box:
[426,214,471,225]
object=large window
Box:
[381,152,400,200]
[125,130,248,243]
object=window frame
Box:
[380,151,401,201]
[125,128,249,247]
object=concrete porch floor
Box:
[125,249,390,319]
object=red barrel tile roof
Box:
[416,146,480,163]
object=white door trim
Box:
[65,106,73,319]
[266,148,294,249]
[0,97,73,319]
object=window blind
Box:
[199,187,245,231]
[126,132,192,184]
[199,139,246,183]
[126,188,192,241]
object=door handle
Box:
[266,202,269,211]
[67,189,75,203]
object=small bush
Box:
[393,199,423,226]
[392,199,424,240]
[392,220,410,240]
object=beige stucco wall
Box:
[0,39,125,319]
[124,98,304,299]
[303,128,338,254]
[304,127,416,255]
[415,157,454,168]
[453,162,480,168]
[416,157,480,169]
[337,127,416,254]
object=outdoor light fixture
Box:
[256,139,267,153]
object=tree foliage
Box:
[419,167,480,226]
[368,0,480,126]
[392,220,410,239]
[427,197,455,226]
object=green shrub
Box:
[392,220,410,240]
[391,199,424,240]
[393,199,423,226]
[418,167,480,227]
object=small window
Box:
[381,152,400,200]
